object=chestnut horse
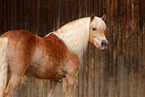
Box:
[0,15,108,97]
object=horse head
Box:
[89,14,108,50]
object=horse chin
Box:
[100,46,108,51]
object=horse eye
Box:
[92,28,96,31]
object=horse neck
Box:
[54,17,90,60]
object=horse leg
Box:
[4,74,21,97]
[66,73,78,97]
[47,80,58,97]
[4,61,29,97]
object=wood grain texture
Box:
[0,0,144,97]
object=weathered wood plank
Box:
[0,0,144,97]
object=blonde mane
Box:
[54,17,90,60]
[54,17,106,60]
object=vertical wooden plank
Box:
[137,0,144,96]
[118,0,128,97]
[21,0,25,30]
[4,0,9,32]
[20,76,27,97]
[42,80,47,97]
[32,0,38,34]
[16,0,21,30]
[139,0,144,81]
[105,0,114,96]
[34,79,39,97]
[125,0,132,96]
[1,0,4,33]
[64,0,72,22]
[106,0,117,97]
[139,0,144,30]
[31,78,34,97]
[79,0,87,18]
[19,0,23,30]
[38,0,44,36]
[88,44,95,97]
[98,0,103,16]
[78,60,84,97]
[59,0,65,26]
[106,0,113,78]
[37,0,41,36]
[113,0,119,96]
[94,49,101,97]
[142,1,145,76]
[54,0,60,30]
[36,0,40,35]
[0,0,3,34]
[93,0,99,16]
[38,80,41,97]
[83,48,89,97]
[41,0,47,35]
[3,0,7,32]
[130,0,139,97]
[8,0,13,31]
[42,0,48,35]
[143,25,145,97]
[13,0,17,30]
[28,0,35,33]
[86,0,93,16]
[27,77,31,97]
[73,0,79,20]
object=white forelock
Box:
[54,16,106,60]
[91,17,107,31]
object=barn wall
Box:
[0,0,144,97]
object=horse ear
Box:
[101,14,106,21]
[91,13,95,22]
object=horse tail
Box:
[0,37,9,97]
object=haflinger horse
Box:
[0,15,108,97]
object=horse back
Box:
[0,30,75,80]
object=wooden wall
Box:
[0,0,144,97]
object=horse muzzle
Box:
[100,40,108,51]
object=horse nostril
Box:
[101,40,107,47]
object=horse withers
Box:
[0,15,108,97]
